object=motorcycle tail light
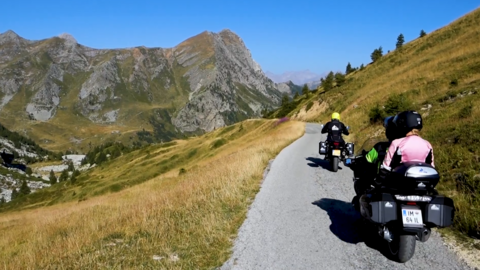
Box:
[406,202,417,205]
[333,142,340,146]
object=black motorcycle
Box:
[349,159,454,263]
[318,126,354,172]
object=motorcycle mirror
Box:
[346,126,351,131]
[320,124,324,129]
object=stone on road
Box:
[221,123,470,270]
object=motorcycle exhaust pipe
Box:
[417,228,431,242]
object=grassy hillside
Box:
[0,119,304,269]
[271,8,480,242]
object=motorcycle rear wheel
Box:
[332,156,339,172]
[387,234,416,263]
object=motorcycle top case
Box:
[425,196,455,228]
[360,193,397,224]
[319,141,327,155]
[387,162,440,193]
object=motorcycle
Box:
[319,125,354,172]
[348,158,455,263]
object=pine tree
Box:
[371,47,383,62]
[396,34,405,49]
[293,91,299,99]
[321,71,335,91]
[360,64,365,70]
[70,171,80,184]
[345,62,353,74]
[67,160,74,171]
[302,84,309,96]
[281,93,290,106]
[59,169,69,182]
[95,152,107,165]
[420,29,427,38]
[334,72,346,87]
[11,189,18,200]
[20,180,31,195]
[49,170,57,185]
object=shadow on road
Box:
[312,198,362,244]
[306,157,343,171]
[312,198,387,256]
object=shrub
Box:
[179,168,187,175]
[369,104,386,124]
[450,78,458,87]
[211,138,227,149]
[384,93,414,115]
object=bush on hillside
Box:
[211,138,227,149]
[383,93,414,115]
[368,93,415,124]
[450,78,459,87]
[369,104,386,124]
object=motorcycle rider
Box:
[321,112,349,146]
[351,115,401,197]
[381,110,434,171]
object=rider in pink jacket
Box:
[381,111,434,171]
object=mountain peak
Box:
[0,30,21,43]
[58,33,77,44]
[219,29,240,38]
[219,29,234,34]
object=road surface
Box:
[221,123,470,270]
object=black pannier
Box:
[425,196,455,227]
[319,141,327,154]
[360,193,397,224]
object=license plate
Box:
[402,208,423,226]
[332,150,341,156]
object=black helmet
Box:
[383,116,400,141]
[393,110,423,136]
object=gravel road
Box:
[221,123,471,270]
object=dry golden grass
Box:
[292,100,328,122]
[0,119,304,269]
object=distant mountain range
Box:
[265,70,325,86]
[0,29,299,150]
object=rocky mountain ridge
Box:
[0,29,292,149]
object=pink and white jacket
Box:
[382,135,434,170]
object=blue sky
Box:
[2,0,479,75]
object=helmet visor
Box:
[383,116,393,128]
